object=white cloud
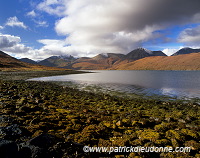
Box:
[37,0,66,16]
[27,10,37,17]
[37,39,77,57]
[34,20,49,27]
[0,26,3,29]
[0,34,71,60]
[2,0,200,60]
[35,0,200,56]
[178,25,200,46]
[5,16,27,29]
[162,47,183,56]
[26,10,49,27]
[0,34,21,48]
[0,33,40,59]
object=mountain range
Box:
[22,47,199,70]
[0,51,65,71]
[19,48,167,70]
[1,47,200,71]
[171,47,200,56]
[112,53,200,70]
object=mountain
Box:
[66,49,167,70]
[70,53,124,70]
[0,51,30,68]
[125,48,166,61]
[38,55,76,67]
[171,47,200,56]
[112,53,200,70]
[126,48,152,61]
[0,50,64,71]
[151,51,167,56]
[19,58,38,65]
[13,47,199,71]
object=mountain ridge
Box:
[112,53,200,70]
[171,47,200,56]
[0,51,67,71]
[10,47,200,70]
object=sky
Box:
[0,0,200,60]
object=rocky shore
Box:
[0,71,199,158]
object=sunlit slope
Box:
[0,51,66,71]
[112,53,200,70]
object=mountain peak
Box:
[93,54,108,60]
[181,47,192,50]
[136,47,153,54]
[100,53,108,57]
[172,47,200,56]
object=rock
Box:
[165,117,175,122]
[11,95,20,100]
[19,134,60,158]
[19,144,47,158]
[0,124,22,139]
[29,145,46,158]
[178,119,186,123]
[0,139,18,158]
[27,134,58,149]
[50,141,85,158]
[116,120,123,127]
[0,115,14,127]
[18,146,32,158]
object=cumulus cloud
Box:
[0,34,21,48]
[0,34,40,60]
[37,0,66,16]
[162,47,183,56]
[0,26,3,29]
[178,25,200,46]
[0,34,70,60]
[5,16,27,29]
[2,0,200,60]
[27,10,37,17]
[38,39,69,55]
[35,0,200,56]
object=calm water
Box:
[29,70,200,99]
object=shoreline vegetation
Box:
[0,70,199,158]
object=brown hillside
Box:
[71,54,123,70]
[112,53,200,70]
[0,51,66,71]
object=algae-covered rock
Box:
[136,129,160,142]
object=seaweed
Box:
[0,71,199,157]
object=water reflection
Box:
[29,70,200,99]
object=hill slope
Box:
[0,51,65,71]
[171,47,200,56]
[19,58,39,65]
[38,55,76,67]
[70,53,125,70]
[112,53,200,70]
[69,49,167,70]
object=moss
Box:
[154,122,176,132]
[136,129,160,142]
[184,140,200,150]
[56,109,71,114]
[166,130,185,142]
[171,138,180,147]
[102,121,112,128]
[181,129,199,139]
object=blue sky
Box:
[0,0,200,60]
